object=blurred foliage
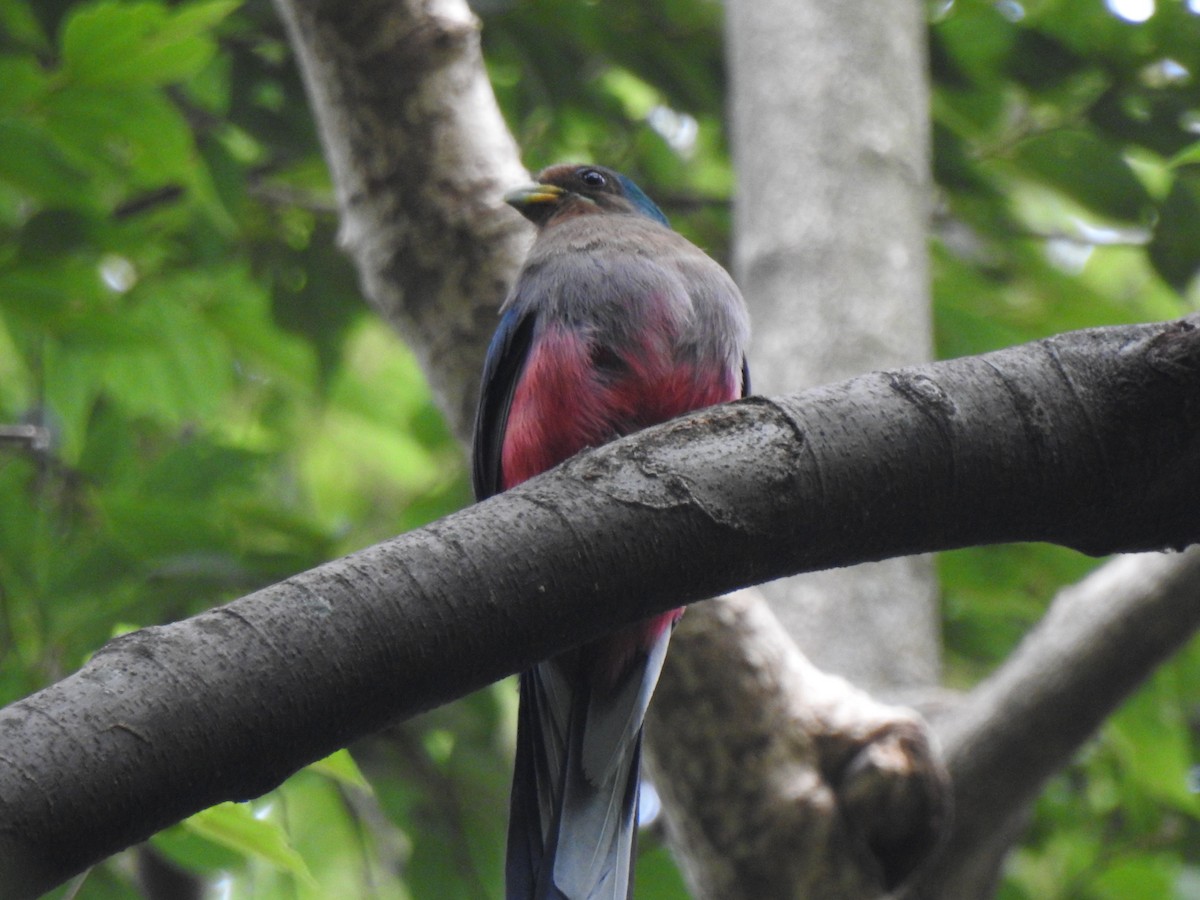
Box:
[1,0,1197,896]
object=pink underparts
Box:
[501,323,739,688]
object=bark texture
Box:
[1,316,1198,898]
[272,0,529,434]
[656,6,941,884]
[647,591,949,899]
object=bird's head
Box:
[504,164,670,229]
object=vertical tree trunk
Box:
[727,0,938,693]
[644,4,947,896]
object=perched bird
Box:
[473,164,750,899]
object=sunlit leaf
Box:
[1088,853,1179,900]
[1167,140,1200,170]
[1106,668,1200,816]
[308,749,370,789]
[182,801,318,886]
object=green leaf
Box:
[1107,669,1199,816]
[91,292,234,423]
[1166,139,1200,170]
[0,0,50,53]
[635,842,690,898]
[41,85,198,192]
[1011,131,1154,224]
[0,258,107,330]
[0,119,94,206]
[151,819,246,873]
[182,801,318,886]
[1089,854,1179,900]
[0,56,50,113]
[60,0,241,89]
[307,749,370,789]
[1147,175,1200,292]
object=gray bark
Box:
[644,3,942,892]
[272,0,529,436]
[726,0,939,693]
[648,590,949,899]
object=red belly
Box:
[499,323,739,687]
[500,325,738,490]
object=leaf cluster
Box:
[0,1,470,896]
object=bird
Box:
[472,163,750,899]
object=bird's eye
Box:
[579,169,607,188]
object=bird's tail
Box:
[506,620,675,900]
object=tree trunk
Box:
[726,0,937,695]
[646,3,939,894]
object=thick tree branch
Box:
[0,316,1197,897]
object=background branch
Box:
[272,0,528,434]
[648,591,949,898]
[908,548,1200,897]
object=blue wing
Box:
[472,304,537,501]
